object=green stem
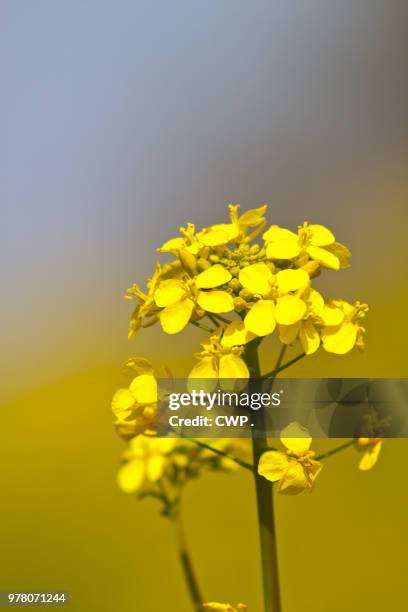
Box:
[208,313,232,325]
[189,438,254,472]
[246,341,281,612]
[261,352,305,379]
[316,440,355,461]
[190,320,215,333]
[174,509,203,611]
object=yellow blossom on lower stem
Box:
[258,422,322,494]
[322,300,369,354]
[111,358,157,438]
[117,435,176,493]
[203,603,247,611]
[356,438,383,471]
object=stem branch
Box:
[174,509,203,611]
[189,438,254,472]
[261,352,305,379]
[316,440,355,461]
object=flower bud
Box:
[197,258,211,271]
[179,249,197,273]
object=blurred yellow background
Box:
[2,2,408,611]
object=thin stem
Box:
[316,440,355,461]
[174,508,203,611]
[206,313,222,328]
[261,352,305,379]
[208,313,232,325]
[246,341,281,612]
[274,344,287,371]
[189,438,254,472]
[190,320,215,333]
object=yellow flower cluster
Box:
[113,206,373,498]
[125,205,368,379]
[117,432,249,508]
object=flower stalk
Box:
[246,341,281,612]
[174,508,203,611]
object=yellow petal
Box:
[306,245,340,270]
[146,455,166,482]
[322,322,358,354]
[309,224,335,246]
[112,388,135,419]
[266,240,302,260]
[199,224,238,246]
[279,322,300,344]
[221,320,256,347]
[219,354,249,379]
[189,356,218,378]
[263,225,298,243]
[154,279,186,307]
[276,269,309,293]
[281,422,312,454]
[157,237,185,252]
[239,263,273,296]
[244,300,276,336]
[117,459,145,493]
[258,451,291,482]
[129,374,157,404]
[299,321,320,355]
[196,264,232,289]
[324,241,351,268]
[277,461,309,494]
[197,290,234,313]
[160,298,195,334]
[307,288,324,313]
[320,304,344,326]
[359,441,382,471]
[275,295,306,325]
[238,205,267,226]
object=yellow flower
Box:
[356,438,383,471]
[198,204,267,246]
[117,435,176,493]
[278,288,344,355]
[157,222,201,255]
[125,263,162,338]
[112,359,157,437]
[239,263,310,336]
[154,264,234,334]
[258,422,322,494]
[189,326,250,379]
[203,603,247,611]
[263,221,347,270]
[322,300,368,354]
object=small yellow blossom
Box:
[258,422,322,494]
[322,300,368,354]
[239,263,310,336]
[154,264,234,334]
[356,438,383,471]
[112,359,157,437]
[189,327,249,380]
[125,263,162,338]
[198,204,266,246]
[117,435,176,493]
[278,288,344,355]
[203,603,247,611]
[263,222,347,270]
